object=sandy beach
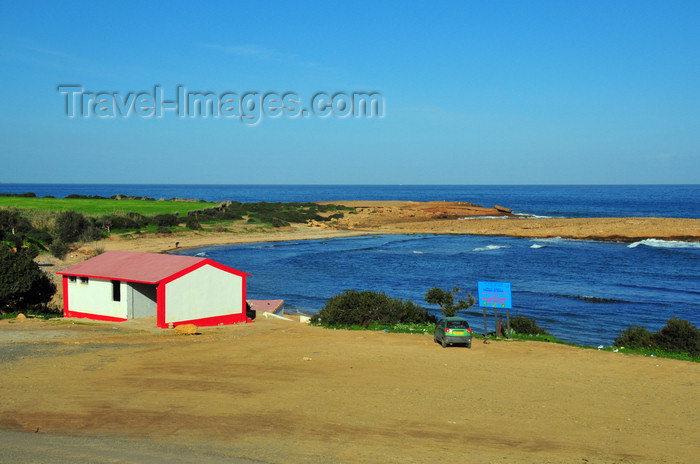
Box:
[76,201,700,257]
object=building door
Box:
[127,282,157,319]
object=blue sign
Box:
[478,281,512,309]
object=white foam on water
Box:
[457,213,554,220]
[472,245,510,252]
[627,239,700,249]
[519,214,553,219]
[530,244,545,249]
[412,250,424,254]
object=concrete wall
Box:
[164,264,243,324]
[67,277,128,319]
[128,282,157,319]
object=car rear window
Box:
[447,320,469,329]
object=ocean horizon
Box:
[2,183,699,219]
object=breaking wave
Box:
[458,216,509,220]
[472,245,510,252]
[627,239,700,249]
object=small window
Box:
[80,277,89,285]
[447,320,469,329]
[69,276,77,283]
[112,280,121,302]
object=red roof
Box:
[58,251,242,284]
[247,299,284,313]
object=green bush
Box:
[652,317,700,356]
[613,325,654,349]
[424,286,474,317]
[150,214,179,227]
[156,226,172,234]
[510,315,550,335]
[270,217,290,228]
[26,228,53,245]
[96,213,146,231]
[54,211,91,243]
[6,233,24,249]
[0,209,32,240]
[185,216,202,230]
[614,318,700,356]
[310,289,435,327]
[50,240,69,259]
[0,245,55,313]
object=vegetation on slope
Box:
[0,194,354,257]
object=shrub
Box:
[6,233,24,248]
[652,317,700,356]
[26,229,53,245]
[510,315,550,335]
[80,227,105,242]
[150,214,179,227]
[424,286,475,317]
[310,289,435,327]
[270,217,290,228]
[613,325,653,349]
[54,211,91,243]
[156,226,172,234]
[0,209,32,240]
[613,318,700,356]
[0,245,55,313]
[185,216,202,230]
[50,240,69,259]
[97,213,146,231]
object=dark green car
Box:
[434,317,472,348]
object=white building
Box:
[58,251,250,328]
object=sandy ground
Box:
[1,316,698,463]
[322,201,700,242]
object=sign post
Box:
[478,281,513,339]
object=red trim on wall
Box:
[64,311,127,323]
[62,277,69,317]
[56,272,161,286]
[157,261,250,328]
[241,275,247,320]
[157,282,166,328]
[173,311,247,328]
[158,259,250,286]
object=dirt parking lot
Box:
[1,316,698,463]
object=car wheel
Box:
[441,338,447,348]
[466,341,472,349]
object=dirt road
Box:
[1,317,698,463]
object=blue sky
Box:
[1,0,698,184]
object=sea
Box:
[2,183,699,346]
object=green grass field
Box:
[0,197,216,216]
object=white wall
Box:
[67,277,128,319]
[164,265,243,323]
